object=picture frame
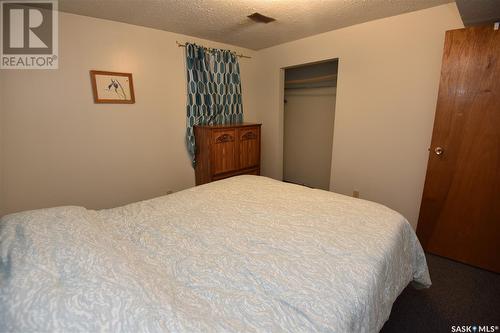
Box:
[90,70,135,104]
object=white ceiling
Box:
[58,0,454,50]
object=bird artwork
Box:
[106,79,128,99]
[90,71,135,104]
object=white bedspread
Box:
[0,175,430,333]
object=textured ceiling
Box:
[58,0,454,50]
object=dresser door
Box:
[212,129,237,175]
[238,127,260,170]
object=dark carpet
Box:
[381,253,500,333]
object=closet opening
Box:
[282,59,338,190]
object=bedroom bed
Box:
[0,175,430,332]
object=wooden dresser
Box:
[194,123,261,185]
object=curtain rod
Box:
[176,41,252,59]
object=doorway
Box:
[283,60,338,190]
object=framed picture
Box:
[90,70,135,104]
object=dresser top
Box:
[194,122,262,129]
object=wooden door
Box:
[417,25,500,273]
[212,129,237,175]
[238,127,260,170]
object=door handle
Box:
[434,147,444,156]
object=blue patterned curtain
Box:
[185,43,243,166]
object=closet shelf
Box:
[284,74,337,85]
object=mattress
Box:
[0,175,430,332]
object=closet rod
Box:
[176,41,252,59]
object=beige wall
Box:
[255,4,463,228]
[0,12,258,215]
[0,74,4,217]
[284,87,336,190]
